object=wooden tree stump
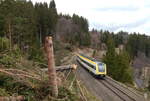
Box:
[45,36,58,97]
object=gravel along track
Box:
[76,62,145,101]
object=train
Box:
[76,53,107,78]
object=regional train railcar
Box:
[76,54,107,77]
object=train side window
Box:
[80,58,95,70]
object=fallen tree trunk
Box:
[41,64,77,72]
[41,65,73,72]
[0,96,24,101]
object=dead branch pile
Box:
[0,68,41,81]
[0,65,48,89]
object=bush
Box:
[0,47,22,68]
[0,37,10,52]
[28,47,46,65]
[0,88,9,96]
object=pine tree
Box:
[0,15,4,37]
[49,0,58,35]
[116,50,133,83]
[103,36,117,77]
[103,36,133,84]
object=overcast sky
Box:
[31,0,150,35]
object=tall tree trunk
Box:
[40,26,42,46]
[8,21,12,51]
[45,36,58,97]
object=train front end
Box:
[96,62,107,77]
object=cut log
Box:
[41,64,76,72]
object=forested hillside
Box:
[90,30,150,59]
[90,30,150,85]
[0,0,150,100]
[0,0,91,57]
[0,0,93,100]
[56,14,90,46]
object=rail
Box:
[106,76,143,97]
[99,79,136,101]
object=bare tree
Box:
[45,36,58,97]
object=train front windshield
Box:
[98,63,105,72]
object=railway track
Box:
[76,56,145,101]
[99,79,137,101]
[77,64,145,101]
[105,76,144,98]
